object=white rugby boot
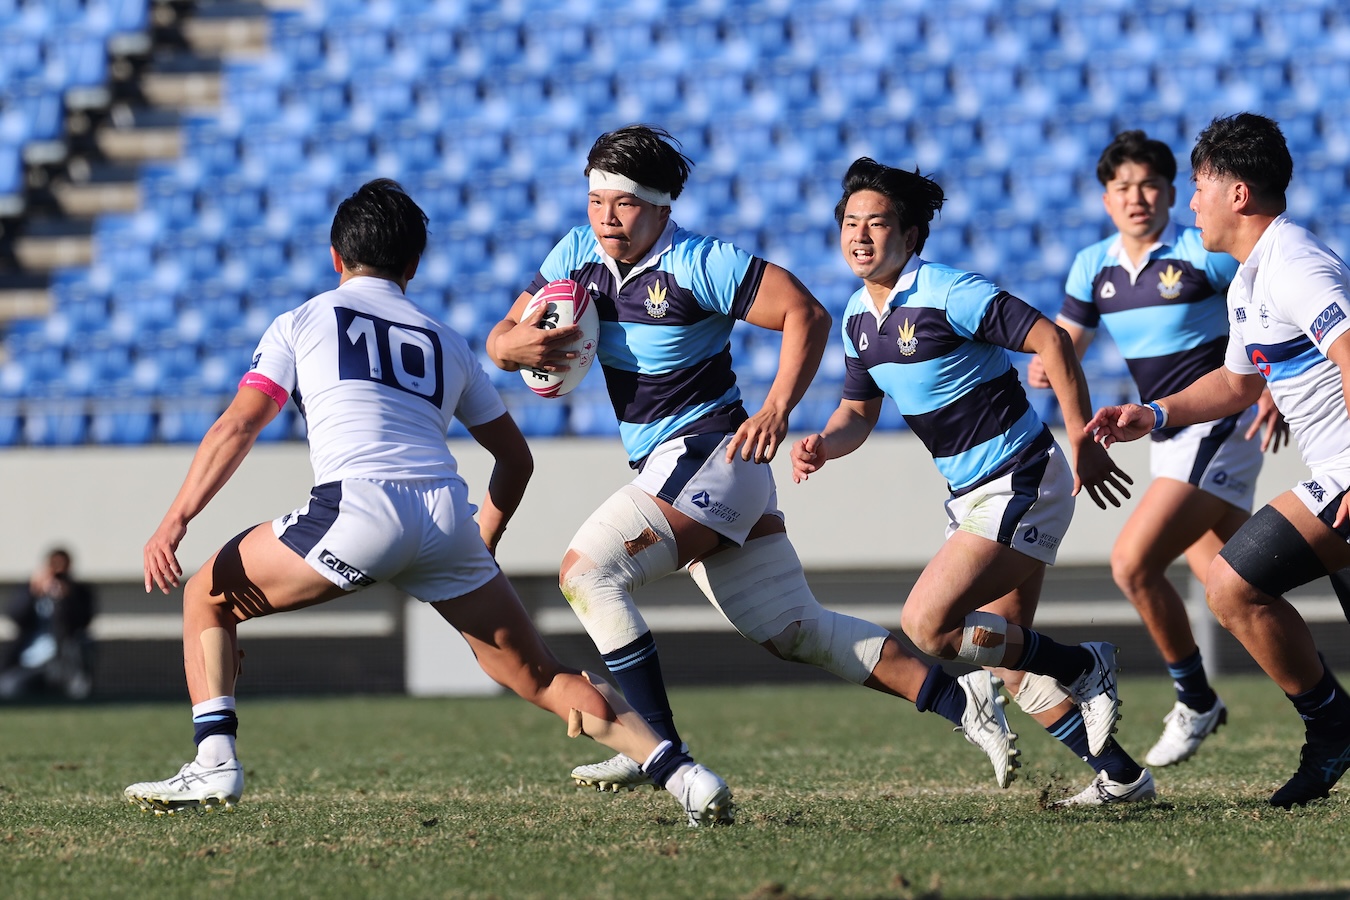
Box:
[125,758,244,814]
[1144,697,1228,768]
[571,753,655,792]
[572,741,692,791]
[1051,768,1156,807]
[956,671,1020,788]
[679,764,735,827]
[1067,642,1121,756]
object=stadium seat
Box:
[157,393,227,443]
[0,401,21,447]
[267,11,324,70]
[181,117,241,176]
[308,121,374,175]
[373,121,439,175]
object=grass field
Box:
[5,675,1350,899]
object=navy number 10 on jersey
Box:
[336,307,445,406]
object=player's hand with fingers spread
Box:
[1246,388,1289,453]
[143,516,188,594]
[1084,403,1155,449]
[791,433,827,483]
[1069,437,1134,509]
[726,404,790,464]
[495,304,581,372]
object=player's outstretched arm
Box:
[791,398,881,483]
[1020,316,1133,508]
[728,265,832,464]
[466,412,534,554]
[144,387,280,594]
[486,290,580,373]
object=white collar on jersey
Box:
[868,254,925,325]
[1105,220,1178,284]
[595,219,679,288]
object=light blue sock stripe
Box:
[1049,711,1084,742]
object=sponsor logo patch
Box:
[1312,303,1347,344]
[689,490,740,523]
[319,549,375,587]
[1235,308,1246,323]
[251,352,262,370]
[1303,480,1327,504]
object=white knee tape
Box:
[1012,672,1070,716]
[689,533,887,684]
[956,611,1009,667]
[561,485,679,655]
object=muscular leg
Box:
[1112,478,1246,663]
[183,524,347,704]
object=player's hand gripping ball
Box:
[519,279,599,398]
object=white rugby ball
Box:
[519,278,599,398]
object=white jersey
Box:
[1224,215,1350,474]
[245,276,506,483]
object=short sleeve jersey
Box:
[1224,215,1350,474]
[1061,224,1238,403]
[841,256,1047,493]
[525,220,767,464]
[246,277,506,483]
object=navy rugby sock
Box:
[601,632,681,745]
[641,740,696,790]
[1013,629,1094,686]
[1166,649,1217,713]
[1046,708,1143,784]
[914,664,966,726]
[1289,665,1350,738]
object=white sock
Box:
[196,734,237,767]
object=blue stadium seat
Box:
[44,28,108,88]
[265,176,335,229]
[181,117,241,176]
[373,121,439,174]
[350,71,417,125]
[308,121,374,175]
[0,401,21,447]
[656,10,723,62]
[519,11,589,68]
[1058,6,1125,45]
[157,393,226,443]
[0,29,43,83]
[502,118,576,173]
[458,14,522,67]
[89,389,157,445]
[612,67,684,118]
[391,15,457,69]
[23,387,88,446]
[268,11,324,70]
[814,58,884,115]
[222,226,289,285]
[201,174,265,229]
[323,25,392,72]
[681,64,751,112]
[545,64,613,116]
[155,231,220,281]
[93,215,156,276]
[750,58,815,111]
[1190,5,1259,51]
[3,79,63,142]
[785,6,856,54]
[1261,4,1331,44]
[439,123,506,172]
[284,70,349,124]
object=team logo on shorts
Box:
[898,318,918,356]
[644,282,670,318]
[1157,264,1184,300]
[692,490,711,508]
[319,549,375,587]
[1312,302,1347,345]
[1022,525,1060,550]
[689,490,740,523]
[1303,480,1327,503]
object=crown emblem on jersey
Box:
[644,282,669,318]
[1157,264,1183,300]
[898,317,918,356]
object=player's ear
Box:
[404,255,420,282]
[330,246,344,275]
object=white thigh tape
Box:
[1012,672,1070,716]
[690,534,887,684]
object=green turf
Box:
[4,675,1350,899]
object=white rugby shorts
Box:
[944,441,1075,565]
[273,477,499,601]
[1150,406,1262,512]
[631,432,782,545]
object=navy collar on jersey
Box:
[593,219,679,289]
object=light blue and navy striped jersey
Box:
[525,220,767,465]
[842,256,1048,494]
[1061,223,1238,403]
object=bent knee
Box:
[1204,556,1258,625]
[1110,547,1162,597]
[900,606,952,659]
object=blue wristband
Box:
[1147,401,1168,432]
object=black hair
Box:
[1096,130,1177,186]
[834,157,945,254]
[1190,113,1292,209]
[330,178,429,275]
[585,124,693,200]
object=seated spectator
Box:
[0,548,97,700]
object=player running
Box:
[126,179,734,826]
[793,157,1152,806]
[487,125,1020,796]
[1027,131,1285,768]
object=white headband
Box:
[588,169,672,207]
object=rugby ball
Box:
[519,279,599,398]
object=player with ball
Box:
[488,125,1021,795]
